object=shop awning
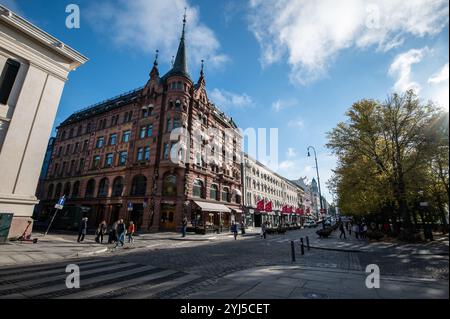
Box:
[194,201,232,213]
[231,208,243,213]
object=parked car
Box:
[304,220,317,228]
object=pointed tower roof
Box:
[149,49,160,79]
[162,10,191,81]
[195,59,205,88]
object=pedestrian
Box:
[353,224,359,239]
[240,220,246,235]
[362,223,368,239]
[339,222,346,239]
[231,222,238,240]
[348,222,352,235]
[115,219,126,248]
[127,221,136,243]
[181,216,188,238]
[77,217,88,243]
[359,223,365,239]
[261,221,268,239]
[96,220,107,244]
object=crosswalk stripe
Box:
[0,262,133,295]
[21,264,155,298]
[0,258,98,276]
[1,260,118,282]
[60,269,177,299]
[118,274,201,299]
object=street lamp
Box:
[307,146,324,229]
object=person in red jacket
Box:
[127,221,136,243]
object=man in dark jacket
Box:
[77,217,88,242]
[115,219,126,247]
[339,222,346,239]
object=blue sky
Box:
[4,0,449,202]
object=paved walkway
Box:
[186,264,449,299]
[0,228,261,267]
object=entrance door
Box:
[110,205,121,225]
[254,213,262,227]
[160,204,176,230]
[130,204,144,230]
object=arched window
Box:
[85,179,96,198]
[47,184,54,199]
[210,184,219,201]
[222,187,230,203]
[98,178,109,198]
[54,183,62,199]
[193,180,203,198]
[63,182,71,197]
[112,177,124,197]
[130,175,147,196]
[72,181,80,198]
[162,175,177,196]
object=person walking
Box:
[240,220,246,235]
[348,222,352,235]
[96,220,107,244]
[181,216,188,238]
[261,221,268,239]
[339,222,346,239]
[115,219,126,248]
[127,221,136,243]
[231,222,238,240]
[353,223,359,239]
[77,217,88,243]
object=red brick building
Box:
[38,17,243,233]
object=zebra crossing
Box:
[0,258,202,299]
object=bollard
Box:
[300,238,305,255]
[306,236,310,250]
[291,241,296,262]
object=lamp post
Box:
[307,146,324,229]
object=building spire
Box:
[198,59,205,86]
[161,9,191,81]
[154,49,159,66]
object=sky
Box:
[3,0,449,203]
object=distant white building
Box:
[0,5,87,238]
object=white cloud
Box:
[287,148,297,158]
[209,88,253,109]
[388,47,429,93]
[247,0,449,85]
[86,0,228,69]
[272,98,298,112]
[428,63,449,84]
[279,160,295,170]
[287,118,305,129]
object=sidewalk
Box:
[0,233,108,267]
[305,229,449,255]
[187,264,449,299]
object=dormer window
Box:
[175,100,181,109]
[176,81,182,90]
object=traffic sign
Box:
[54,196,65,210]
[127,202,133,211]
[54,204,64,210]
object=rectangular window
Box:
[105,153,113,167]
[57,146,62,157]
[118,151,127,166]
[0,59,20,105]
[136,147,144,161]
[78,158,85,172]
[96,136,104,148]
[74,142,79,153]
[61,162,67,176]
[163,143,169,159]
[69,160,75,175]
[65,144,71,155]
[122,130,131,143]
[127,111,133,122]
[109,133,117,146]
[144,146,150,161]
[140,126,146,139]
[146,125,153,137]
[54,163,59,176]
[82,140,89,151]
[92,155,101,169]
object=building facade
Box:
[242,154,305,227]
[0,5,87,238]
[38,17,243,233]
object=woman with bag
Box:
[127,221,136,243]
